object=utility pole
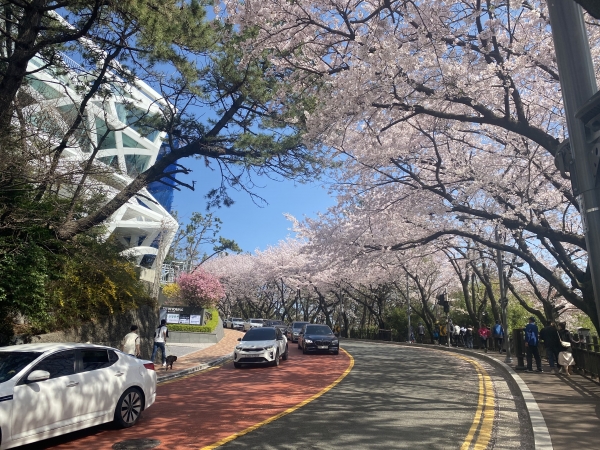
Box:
[547,1,600,327]
[495,228,513,363]
[406,272,411,343]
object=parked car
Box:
[288,321,309,343]
[243,318,265,331]
[298,324,339,355]
[0,343,157,449]
[263,320,285,327]
[233,327,288,368]
[225,317,245,330]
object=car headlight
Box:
[235,345,243,350]
[304,339,313,344]
[332,340,339,345]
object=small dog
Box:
[165,355,177,370]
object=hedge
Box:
[168,308,219,333]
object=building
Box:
[24,53,178,277]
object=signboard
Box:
[160,306,205,326]
[178,314,191,324]
[166,313,180,324]
[190,315,202,325]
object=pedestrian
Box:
[453,324,460,347]
[478,324,490,352]
[151,319,169,368]
[539,322,561,374]
[459,325,466,347]
[466,325,474,348]
[493,320,504,353]
[440,322,448,346]
[122,324,141,358]
[433,322,441,345]
[557,322,580,376]
[524,317,543,373]
[417,322,425,344]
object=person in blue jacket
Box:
[524,317,543,373]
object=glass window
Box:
[305,325,333,335]
[242,328,277,341]
[125,154,150,176]
[0,352,42,383]
[80,350,114,372]
[95,117,117,150]
[30,350,76,380]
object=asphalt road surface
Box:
[217,341,535,450]
[25,340,534,449]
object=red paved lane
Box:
[29,345,351,450]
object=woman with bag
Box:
[557,322,579,376]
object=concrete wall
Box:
[13,305,161,360]
[13,308,225,359]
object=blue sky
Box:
[170,158,336,253]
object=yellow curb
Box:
[199,349,355,450]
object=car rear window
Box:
[0,352,41,383]
[232,318,243,321]
[306,325,333,335]
[243,328,277,341]
[293,322,308,330]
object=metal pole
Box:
[407,272,411,343]
[445,288,450,348]
[546,1,600,328]
[495,228,513,363]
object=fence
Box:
[513,328,600,378]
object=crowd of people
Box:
[412,316,581,376]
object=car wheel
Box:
[282,345,289,361]
[302,346,307,355]
[333,350,339,355]
[272,350,280,367]
[114,387,144,428]
[234,362,241,368]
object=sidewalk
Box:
[479,349,600,450]
[156,328,244,382]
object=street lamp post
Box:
[495,228,512,364]
[406,272,411,343]
[546,1,600,328]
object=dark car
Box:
[263,320,286,327]
[288,321,309,343]
[298,324,339,355]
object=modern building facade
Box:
[24,53,178,273]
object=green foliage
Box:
[168,308,219,333]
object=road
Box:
[27,341,534,449]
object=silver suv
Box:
[288,321,309,343]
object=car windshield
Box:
[250,319,263,323]
[306,325,333,335]
[243,328,276,341]
[293,322,308,330]
[0,351,42,383]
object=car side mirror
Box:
[27,370,50,383]
[237,338,242,341]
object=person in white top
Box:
[122,325,141,357]
[151,319,169,367]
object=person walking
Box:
[122,325,141,358]
[478,324,491,353]
[433,322,441,345]
[557,322,580,376]
[466,325,474,349]
[453,324,460,347]
[417,322,425,344]
[540,322,561,374]
[151,319,169,368]
[525,317,543,373]
[493,320,505,353]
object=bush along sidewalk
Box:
[167,308,219,333]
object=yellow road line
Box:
[199,349,355,450]
[452,354,495,450]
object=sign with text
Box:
[160,306,205,326]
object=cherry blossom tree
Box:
[176,268,225,308]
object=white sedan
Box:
[0,343,157,449]
[234,327,288,368]
[243,318,265,331]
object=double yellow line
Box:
[457,354,495,450]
